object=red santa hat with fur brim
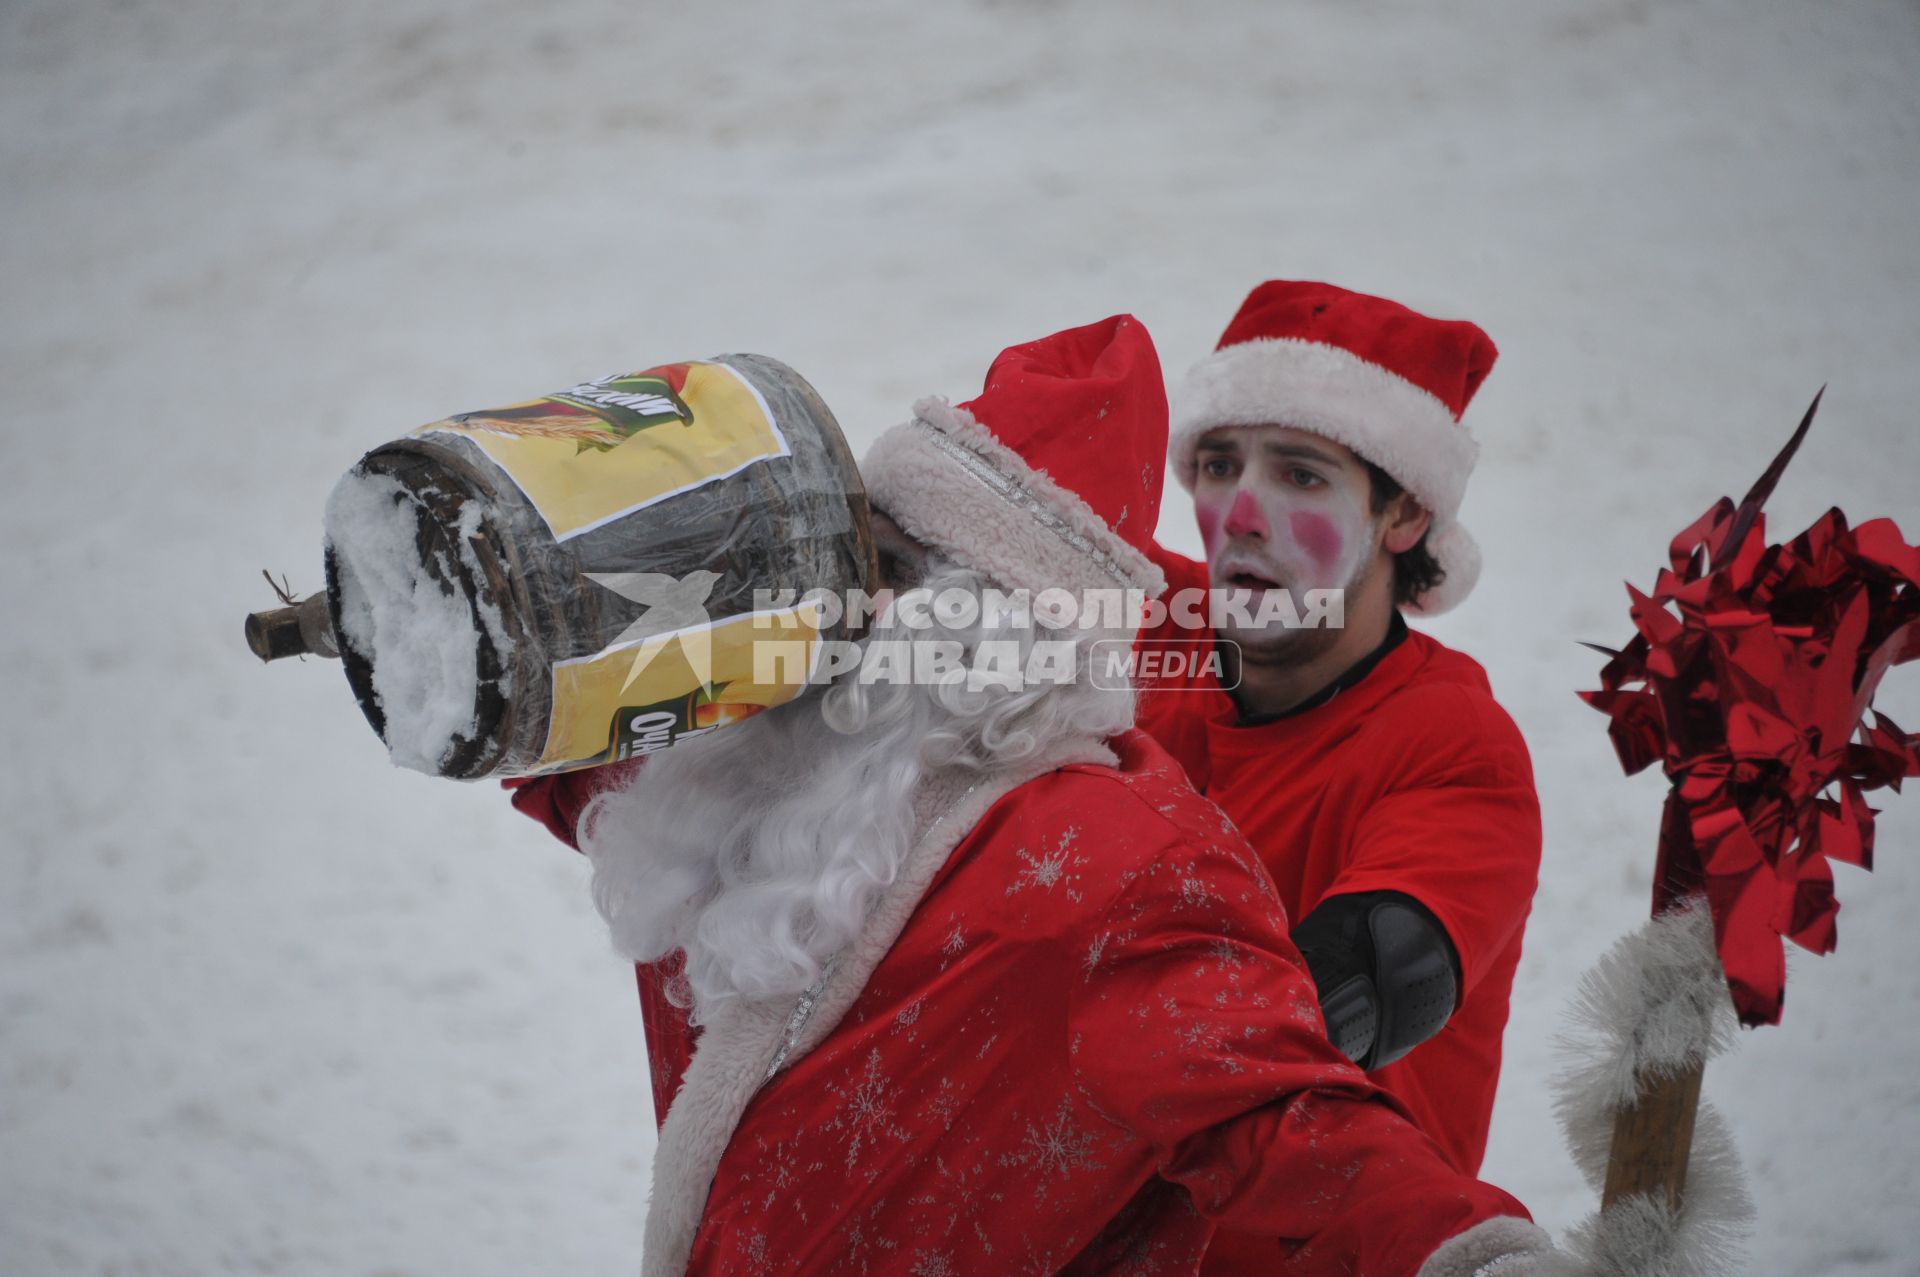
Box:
[1170,281,1497,615]
[862,314,1169,617]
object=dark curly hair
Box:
[1365,463,1445,607]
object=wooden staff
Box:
[1602,1059,1704,1211]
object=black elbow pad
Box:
[1291,891,1461,1071]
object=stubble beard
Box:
[1218,535,1384,670]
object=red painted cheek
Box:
[1195,500,1224,559]
[1289,510,1343,570]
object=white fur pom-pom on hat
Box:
[1413,519,1483,617]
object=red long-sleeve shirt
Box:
[1134,546,1542,1184]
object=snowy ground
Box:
[4,1,1919,1273]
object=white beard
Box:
[578,564,1135,1024]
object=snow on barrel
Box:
[319,354,871,779]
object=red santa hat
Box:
[1170,281,1498,615]
[862,314,1169,611]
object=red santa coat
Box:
[510,731,1525,1275]
[1135,547,1542,1191]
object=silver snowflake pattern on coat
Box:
[827,1048,910,1172]
[1175,1017,1244,1075]
[1001,1095,1104,1185]
[1083,931,1111,980]
[840,1198,903,1274]
[1206,936,1248,970]
[909,1249,955,1277]
[1007,827,1088,902]
[925,1075,963,1131]
[1176,865,1220,909]
[740,1230,775,1277]
[751,1133,804,1213]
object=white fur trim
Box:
[862,398,1167,605]
[641,997,786,1277]
[1549,898,1754,1277]
[640,737,1118,1277]
[1407,518,1482,617]
[1170,338,1479,518]
[1563,1104,1754,1277]
[1416,1217,1567,1277]
[1553,899,1738,1168]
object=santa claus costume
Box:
[509,315,1556,1276]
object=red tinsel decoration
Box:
[1582,392,1920,1026]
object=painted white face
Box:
[1191,424,1381,646]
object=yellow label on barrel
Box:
[536,604,824,771]
[415,361,790,541]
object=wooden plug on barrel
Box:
[245,577,338,662]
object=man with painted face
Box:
[1135,282,1542,1230]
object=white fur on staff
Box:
[1551,900,1755,1276]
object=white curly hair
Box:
[578,560,1134,1023]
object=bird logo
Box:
[583,569,724,694]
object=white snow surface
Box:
[3,2,1918,1275]
[324,470,481,775]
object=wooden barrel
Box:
[321,354,871,779]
